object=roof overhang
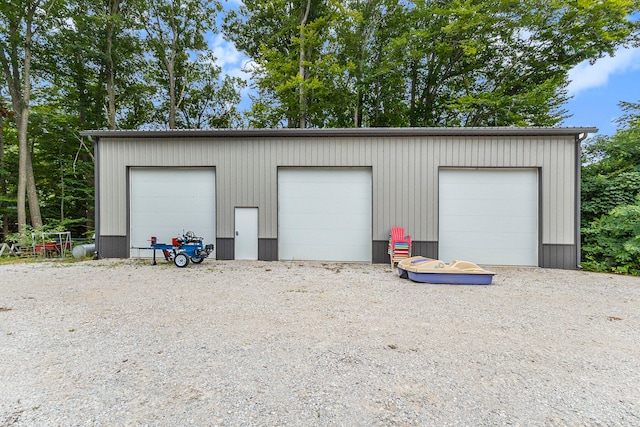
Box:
[81,126,598,140]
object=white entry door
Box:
[235,208,258,260]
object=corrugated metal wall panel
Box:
[544,140,555,241]
[98,134,577,251]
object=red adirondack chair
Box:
[388,227,412,266]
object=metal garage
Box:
[278,168,372,262]
[83,127,596,269]
[438,168,539,266]
[129,168,216,258]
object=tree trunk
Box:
[23,21,41,229]
[18,15,42,230]
[26,146,42,227]
[409,59,418,127]
[16,108,28,231]
[354,31,367,128]
[0,3,43,232]
[167,14,178,130]
[0,114,7,239]
[106,0,120,130]
[169,63,176,129]
[298,0,311,129]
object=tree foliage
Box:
[226,0,639,128]
[582,196,640,275]
[136,0,226,129]
[0,0,245,239]
[0,0,62,231]
[582,102,640,274]
[177,58,246,129]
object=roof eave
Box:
[80,126,599,139]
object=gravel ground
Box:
[1,259,639,426]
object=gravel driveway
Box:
[1,259,639,426]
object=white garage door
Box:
[279,168,372,262]
[129,168,216,258]
[439,169,538,266]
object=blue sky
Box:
[564,45,640,136]
[211,32,640,136]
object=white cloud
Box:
[208,33,255,82]
[206,33,256,109]
[567,46,640,95]
[209,33,255,75]
[209,34,242,68]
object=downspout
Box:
[575,132,590,269]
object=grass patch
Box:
[0,256,38,265]
[0,254,94,265]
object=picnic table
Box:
[0,242,24,257]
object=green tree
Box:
[0,95,12,239]
[394,0,638,127]
[581,101,640,273]
[136,0,223,129]
[224,0,333,127]
[177,59,246,129]
[0,0,64,231]
[43,0,152,131]
[582,196,640,275]
[330,0,408,127]
[28,105,95,234]
[616,100,640,129]
[226,0,639,128]
[35,0,147,235]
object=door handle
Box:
[235,231,239,236]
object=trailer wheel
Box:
[174,253,189,268]
[191,257,204,264]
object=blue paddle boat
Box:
[397,256,495,285]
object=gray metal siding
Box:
[372,240,438,264]
[258,238,278,261]
[542,244,578,269]
[97,236,127,258]
[216,238,234,260]
[98,134,578,262]
[372,241,389,264]
[412,241,439,260]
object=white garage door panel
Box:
[439,169,538,266]
[441,199,537,217]
[279,227,370,245]
[280,213,370,229]
[442,231,537,249]
[440,215,536,233]
[279,169,372,262]
[130,168,216,258]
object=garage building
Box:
[82,127,595,269]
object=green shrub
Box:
[581,171,640,226]
[582,197,640,275]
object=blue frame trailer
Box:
[147,231,214,268]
